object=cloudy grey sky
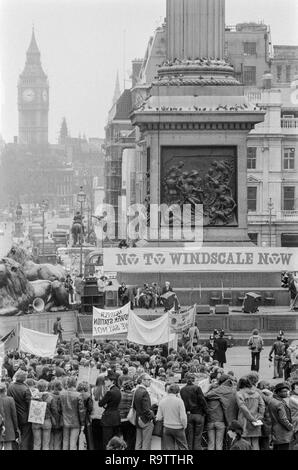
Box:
[0,0,298,143]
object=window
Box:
[276,65,282,82]
[286,65,291,83]
[243,66,256,86]
[283,148,295,170]
[283,187,295,211]
[247,187,257,212]
[281,234,298,247]
[243,42,257,55]
[247,147,257,169]
[248,233,258,246]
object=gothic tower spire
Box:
[18,28,49,145]
[113,71,121,104]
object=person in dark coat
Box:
[227,420,252,450]
[3,355,14,379]
[180,373,208,450]
[214,330,228,368]
[205,336,215,357]
[118,282,129,306]
[53,317,64,343]
[133,373,155,450]
[0,382,19,450]
[98,371,121,449]
[267,382,293,450]
[7,369,32,450]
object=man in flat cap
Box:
[267,382,293,450]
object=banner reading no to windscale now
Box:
[92,303,130,336]
[103,247,298,273]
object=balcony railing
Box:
[248,211,298,223]
[276,210,298,220]
[281,118,298,129]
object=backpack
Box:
[249,335,263,352]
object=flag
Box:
[127,310,176,346]
[19,326,58,358]
[0,328,18,352]
[169,305,196,332]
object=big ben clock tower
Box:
[18,28,49,145]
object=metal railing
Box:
[281,118,298,129]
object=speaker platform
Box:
[215,304,229,314]
[196,305,211,315]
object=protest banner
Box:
[103,246,297,273]
[92,303,130,336]
[127,311,175,346]
[78,365,100,386]
[169,305,196,333]
[28,400,47,425]
[19,326,58,358]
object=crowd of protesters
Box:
[0,328,298,451]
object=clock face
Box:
[22,89,35,102]
[42,90,48,102]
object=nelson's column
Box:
[131,0,265,246]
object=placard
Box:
[78,365,100,386]
[28,400,47,424]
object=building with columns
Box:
[246,82,298,247]
[105,1,298,248]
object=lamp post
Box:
[40,200,48,256]
[268,198,274,247]
[77,186,86,275]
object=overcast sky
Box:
[0,0,298,143]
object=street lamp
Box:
[268,198,274,247]
[39,200,48,256]
[77,186,86,275]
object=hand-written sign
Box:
[92,303,130,336]
[28,400,47,425]
[78,365,100,386]
[169,305,196,332]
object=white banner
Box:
[19,326,58,358]
[0,343,4,374]
[127,310,176,346]
[92,303,130,336]
[103,247,298,272]
[169,305,196,332]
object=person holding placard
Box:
[31,379,59,450]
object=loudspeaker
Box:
[85,277,98,285]
[32,297,45,312]
[215,304,229,314]
[243,292,262,313]
[196,305,211,314]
